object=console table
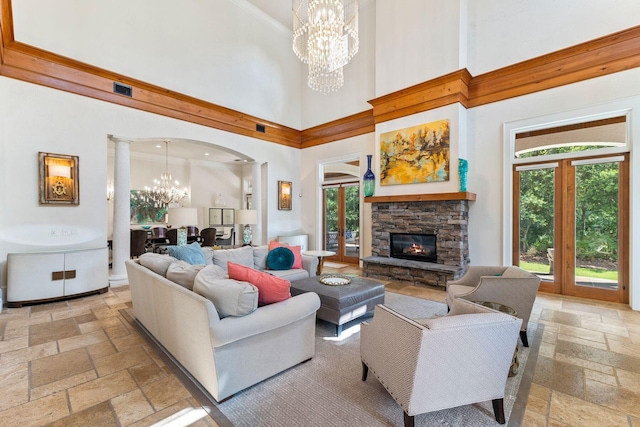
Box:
[7,247,109,307]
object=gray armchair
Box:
[361,298,522,426]
[446,265,540,347]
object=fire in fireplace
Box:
[390,233,437,263]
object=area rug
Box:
[322,261,349,269]
[214,292,542,427]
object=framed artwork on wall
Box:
[130,190,167,224]
[209,208,235,226]
[379,119,450,185]
[39,152,79,205]
[278,181,292,210]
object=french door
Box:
[514,154,629,303]
[323,183,360,264]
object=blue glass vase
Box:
[458,158,468,192]
[363,154,375,197]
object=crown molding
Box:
[2,0,640,150]
[368,69,472,124]
[301,110,375,148]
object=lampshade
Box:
[168,207,198,227]
[236,209,258,225]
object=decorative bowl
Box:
[319,274,351,286]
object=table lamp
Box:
[168,207,198,246]
[236,209,258,246]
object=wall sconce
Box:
[39,152,79,205]
[278,181,292,210]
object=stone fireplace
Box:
[363,193,474,288]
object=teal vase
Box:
[458,158,468,192]
[363,155,375,197]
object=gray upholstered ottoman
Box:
[290,276,385,336]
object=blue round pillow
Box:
[267,247,295,270]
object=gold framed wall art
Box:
[39,152,79,205]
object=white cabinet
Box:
[277,234,308,251]
[7,247,108,307]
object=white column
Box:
[109,136,132,286]
[252,161,263,245]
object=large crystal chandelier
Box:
[145,140,188,207]
[293,0,359,94]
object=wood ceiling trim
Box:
[368,69,471,124]
[0,7,301,148]
[467,25,640,107]
[2,0,640,150]
[301,110,375,148]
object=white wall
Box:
[299,133,375,254]
[467,0,640,75]
[301,0,377,128]
[11,0,303,129]
[0,77,303,295]
[375,0,467,97]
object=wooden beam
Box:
[301,110,375,148]
[0,5,301,148]
[364,192,476,203]
[2,0,640,149]
[368,69,472,124]
[468,25,640,107]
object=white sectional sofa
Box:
[125,244,321,402]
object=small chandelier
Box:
[293,0,359,94]
[145,140,188,207]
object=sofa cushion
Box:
[267,268,310,282]
[212,245,254,272]
[268,240,303,269]
[138,253,178,277]
[194,265,258,318]
[202,247,214,265]
[421,312,514,330]
[167,242,206,265]
[252,245,269,270]
[166,261,205,290]
[266,247,295,270]
[227,262,291,306]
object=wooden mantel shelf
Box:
[364,192,476,203]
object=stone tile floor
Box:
[0,264,639,426]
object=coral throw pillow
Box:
[227,261,291,306]
[268,240,303,269]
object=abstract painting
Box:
[380,119,450,185]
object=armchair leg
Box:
[520,330,529,347]
[361,361,369,381]
[492,398,506,424]
[403,411,415,427]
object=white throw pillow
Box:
[211,246,254,272]
[193,265,258,318]
[166,261,206,290]
[138,253,178,277]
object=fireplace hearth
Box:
[390,233,437,263]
